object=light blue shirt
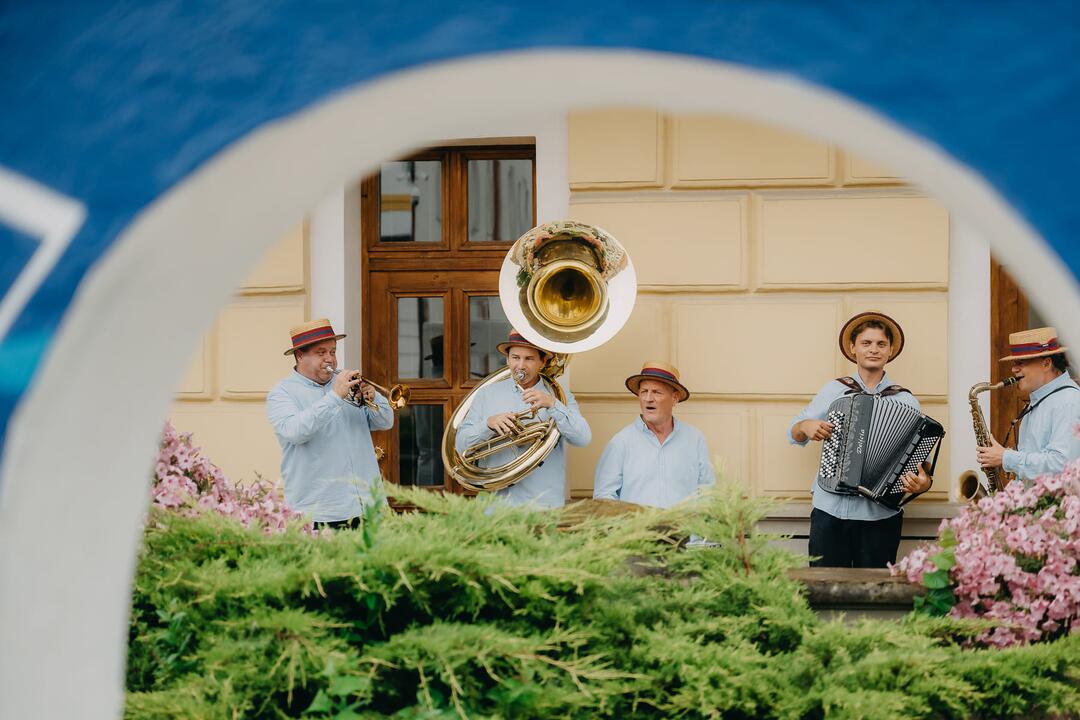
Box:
[788,373,920,521]
[267,370,394,522]
[455,376,591,508]
[1002,371,1080,482]
[593,416,716,508]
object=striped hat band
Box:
[1009,338,1060,356]
[284,318,346,355]
[640,367,678,383]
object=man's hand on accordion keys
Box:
[796,419,835,443]
[901,461,933,494]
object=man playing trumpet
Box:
[455,330,591,508]
[976,327,1080,482]
[267,319,394,529]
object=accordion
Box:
[816,393,944,509]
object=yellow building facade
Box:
[170,109,962,521]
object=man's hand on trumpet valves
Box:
[333,369,362,399]
[359,381,376,403]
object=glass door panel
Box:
[379,160,442,243]
[397,296,445,380]
[467,158,533,243]
[397,404,445,486]
[468,295,513,380]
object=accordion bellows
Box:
[816,394,945,510]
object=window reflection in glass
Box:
[398,405,444,486]
[380,160,442,243]
[467,159,533,242]
[397,297,444,379]
[469,296,513,379]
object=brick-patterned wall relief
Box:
[566,110,950,503]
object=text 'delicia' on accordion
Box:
[815,394,945,509]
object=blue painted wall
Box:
[1,1,1078,456]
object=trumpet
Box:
[325,366,410,410]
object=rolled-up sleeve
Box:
[365,393,395,431]
[455,391,495,453]
[788,382,836,446]
[267,386,344,445]
[696,433,717,489]
[1002,399,1080,479]
[593,437,625,500]
[550,388,591,447]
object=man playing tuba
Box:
[454,330,591,508]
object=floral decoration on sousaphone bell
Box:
[503,220,636,353]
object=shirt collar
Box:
[293,369,328,388]
[636,415,679,437]
[1030,370,1071,402]
[854,372,892,394]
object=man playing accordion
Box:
[788,312,932,568]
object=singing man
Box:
[593,362,715,507]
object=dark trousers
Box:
[808,508,903,568]
[314,517,362,532]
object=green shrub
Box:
[125,484,1080,719]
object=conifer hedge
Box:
[124,484,1080,719]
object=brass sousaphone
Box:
[442,220,637,492]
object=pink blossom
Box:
[894,458,1080,647]
[149,422,312,535]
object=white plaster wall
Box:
[947,219,992,498]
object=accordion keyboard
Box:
[817,409,846,478]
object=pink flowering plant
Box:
[893,458,1080,647]
[151,421,310,533]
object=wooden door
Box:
[990,258,1029,445]
[360,144,536,491]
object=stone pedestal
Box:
[788,567,919,620]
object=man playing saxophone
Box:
[976,327,1080,482]
[454,330,591,508]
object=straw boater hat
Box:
[838,311,905,364]
[625,361,690,402]
[283,318,346,356]
[999,327,1068,362]
[496,329,552,359]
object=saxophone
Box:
[958,376,1018,501]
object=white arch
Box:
[1,50,1074,718]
